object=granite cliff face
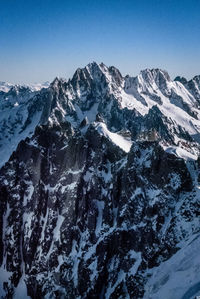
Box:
[0,63,200,298]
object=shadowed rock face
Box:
[0,63,200,298]
[0,123,198,298]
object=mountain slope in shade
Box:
[0,63,200,298]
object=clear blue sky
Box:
[0,0,200,84]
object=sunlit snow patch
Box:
[164,146,197,161]
[95,122,132,153]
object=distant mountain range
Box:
[0,62,200,298]
[0,81,50,93]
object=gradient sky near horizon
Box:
[0,0,200,84]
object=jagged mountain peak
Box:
[72,61,105,80]
[174,76,188,85]
[50,77,67,89]
[86,60,102,70]
[139,68,171,85]
[71,62,123,89]
[50,64,173,100]
[124,68,172,95]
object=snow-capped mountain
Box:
[0,82,13,93]
[0,62,200,298]
[0,81,50,93]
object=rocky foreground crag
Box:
[0,62,200,298]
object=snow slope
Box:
[144,234,200,299]
[95,122,132,153]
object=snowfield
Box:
[144,234,200,299]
